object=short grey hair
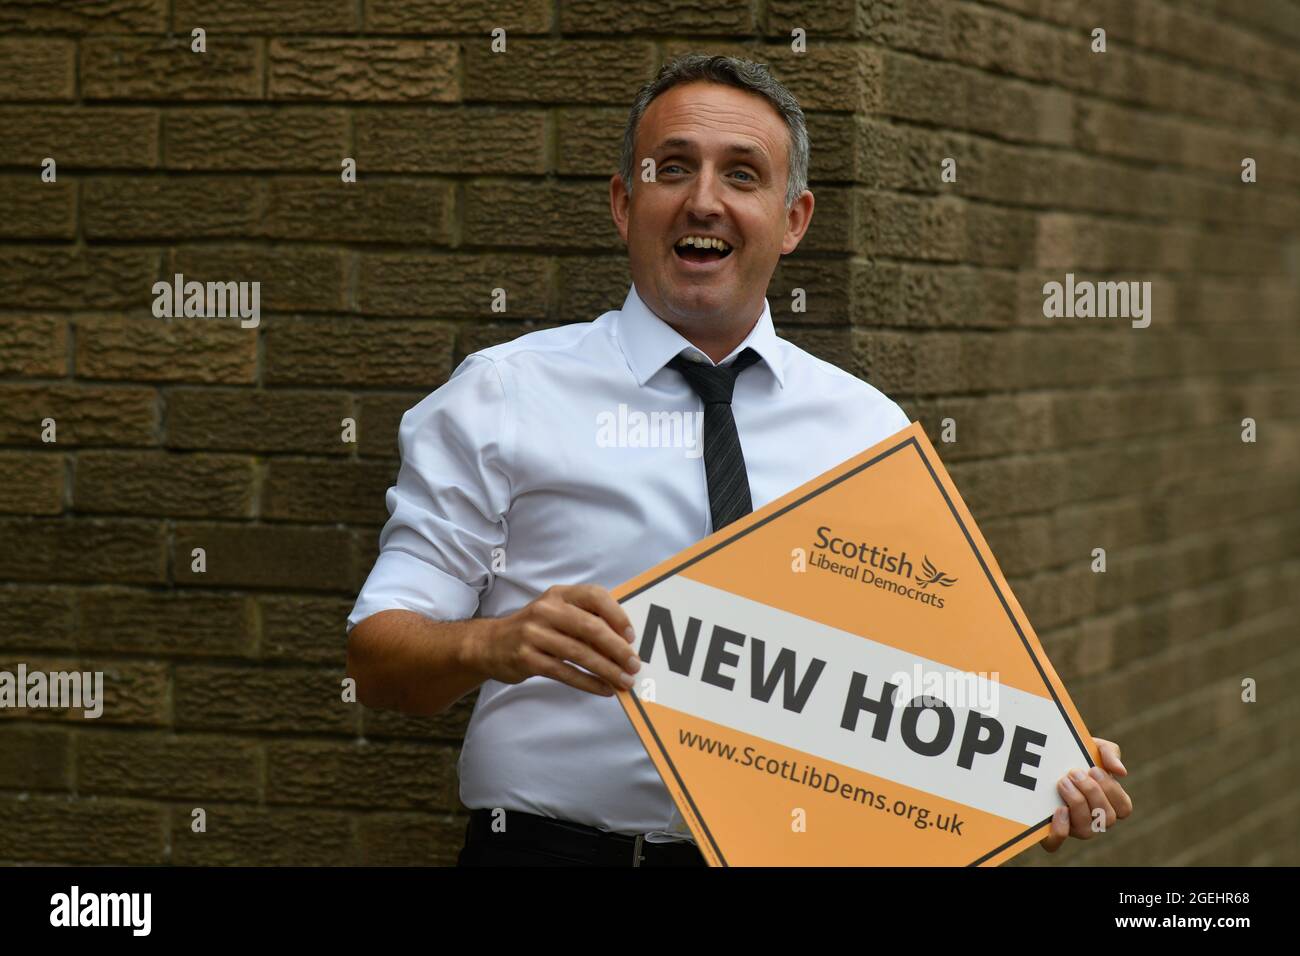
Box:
[619,54,810,209]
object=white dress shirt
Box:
[348,282,910,843]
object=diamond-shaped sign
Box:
[614,421,1099,866]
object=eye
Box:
[732,170,755,182]
[660,163,685,174]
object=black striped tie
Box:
[668,347,763,533]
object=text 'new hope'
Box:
[636,604,1049,791]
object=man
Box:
[346,54,1133,866]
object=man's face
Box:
[610,81,814,339]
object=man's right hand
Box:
[466,584,642,697]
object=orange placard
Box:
[613,421,1099,866]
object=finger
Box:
[565,584,636,644]
[537,627,639,693]
[1057,771,1093,838]
[1090,767,1134,820]
[542,598,641,672]
[1069,767,1117,831]
[1094,737,1127,776]
[520,644,618,698]
[1040,805,1070,853]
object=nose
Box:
[683,162,725,219]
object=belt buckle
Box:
[632,834,646,867]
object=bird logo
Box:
[916,555,958,589]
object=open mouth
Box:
[673,236,734,264]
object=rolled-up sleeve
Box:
[347,354,513,633]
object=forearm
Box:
[346,609,497,717]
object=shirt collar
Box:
[614,282,786,389]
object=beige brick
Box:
[0,248,158,311]
[356,812,467,865]
[0,316,68,377]
[174,0,357,32]
[259,594,355,662]
[761,45,887,112]
[0,385,158,447]
[172,522,355,591]
[561,0,753,32]
[765,0,861,34]
[165,388,352,456]
[463,182,617,249]
[75,316,257,384]
[262,458,396,524]
[78,732,260,801]
[74,451,255,518]
[262,178,452,243]
[798,186,857,253]
[355,107,547,174]
[170,245,349,314]
[0,519,165,585]
[164,108,349,170]
[358,254,549,319]
[0,38,75,100]
[0,796,165,864]
[0,107,158,168]
[174,665,357,734]
[264,318,454,388]
[464,40,656,105]
[0,0,166,32]
[0,725,71,790]
[768,258,856,326]
[556,107,624,178]
[355,392,424,458]
[0,451,63,515]
[170,805,353,865]
[556,257,631,319]
[82,36,263,100]
[269,39,458,101]
[84,176,262,240]
[266,740,459,810]
[0,585,76,650]
[367,0,550,33]
[79,589,256,657]
[0,176,76,239]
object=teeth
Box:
[675,236,732,252]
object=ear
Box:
[780,189,815,255]
[610,173,630,244]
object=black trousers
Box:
[456,808,708,867]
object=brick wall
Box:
[1,0,1297,865]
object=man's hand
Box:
[467,584,641,698]
[1041,737,1132,852]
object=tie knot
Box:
[668,348,762,406]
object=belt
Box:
[465,808,706,867]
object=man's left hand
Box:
[1041,737,1133,852]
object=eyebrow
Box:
[654,137,766,161]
